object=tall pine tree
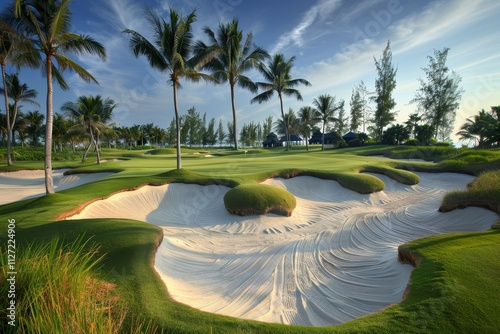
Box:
[372,41,397,140]
[411,48,463,141]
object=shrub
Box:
[348,138,362,147]
[434,142,452,147]
[364,139,379,146]
[405,139,420,146]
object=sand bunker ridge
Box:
[67,173,497,326]
[0,169,113,205]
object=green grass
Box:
[0,146,499,333]
[224,184,297,216]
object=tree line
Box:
[0,1,484,195]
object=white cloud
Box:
[271,0,342,54]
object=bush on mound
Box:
[224,184,296,217]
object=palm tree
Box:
[298,106,317,151]
[0,73,39,146]
[24,110,44,146]
[456,109,498,148]
[194,19,269,150]
[251,53,310,150]
[62,95,116,163]
[274,108,299,148]
[313,94,343,150]
[0,19,38,165]
[52,112,68,152]
[404,112,422,139]
[9,0,106,193]
[124,7,214,169]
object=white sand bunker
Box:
[0,169,113,205]
[68,173,497,326]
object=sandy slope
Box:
[68,173,497,326]
[0,169,113,205]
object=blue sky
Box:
[10,0,500,141]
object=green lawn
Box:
[1,145,499,333]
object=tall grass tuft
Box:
[441,170,500,214]
[0,236,163,334]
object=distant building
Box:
[342,131,359,143]
[262,132,281,148]
[309,131,342,145]
[280,134,303,146]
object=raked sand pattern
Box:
[68,173,497,326]
[0,169,113,205]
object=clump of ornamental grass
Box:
[0,236,163,334]
[441,170,500,215]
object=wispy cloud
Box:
[271,0,342,54]
[390,0,500,55]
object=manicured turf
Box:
[0,145,499,333]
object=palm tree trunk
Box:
[230,83,238,150]
[305,136,309,151]
[322,123,326,151]
[82,141,92,162]
[1,64,12,166]
[173,83,182,169]
[95,133,101,164]
[82,126,94,162]
[44,56,55,194]
[278,93,288,150]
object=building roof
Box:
[342,131,359,141]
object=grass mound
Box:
[393,231,500,334]
[440,170,500,214]
[224,184,297,216]
[361,165,420,185]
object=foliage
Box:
[411,48,464,140]
[124,7,214,168]
[8,0,107,193]
[62,95,117,163]
[0,73,39,165]
[415,124,434,146]
[313,93,343,150]
[456,107,500,148]
[298,106,316,151]
[335,102,349,135]
[372,41,397,140]
[405,138,420,146]
[251,53,311,150]
[381,124,409,145]
[274,108,299,146]
[194,19,269,150]
[349,86,363,132]
[348,138,362,147]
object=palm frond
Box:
[53,53,99,85]
[282,88,303,101]
[237,75,257,93]
[49,0,71,42]
[59,33,106,60]
[250,89,274,104]
[123,29,168,71]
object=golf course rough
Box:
[223,184,297,216]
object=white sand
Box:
[0,169,113,205]
[68,173,497,326]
